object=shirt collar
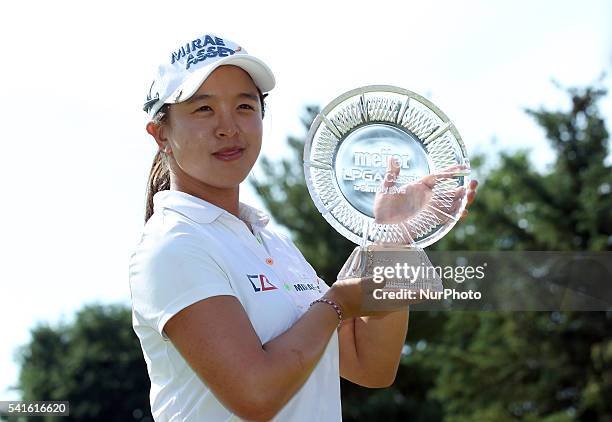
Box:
[153,190,270,228]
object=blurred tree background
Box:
[3,305,153,422]
[4,84,611,421]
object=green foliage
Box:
[430,311,612,421]
[7,304,152,422]
[432,87,611,253]
[427,85,612,422]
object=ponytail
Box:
[145,149,170,223]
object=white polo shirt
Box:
[129,190,341,421]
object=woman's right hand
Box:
[323,277,364,320]
[324,276,397,319]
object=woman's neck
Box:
[170,178,240,218]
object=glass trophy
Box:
[303,86,470,302]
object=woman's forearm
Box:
[353,308,409,386]
[255,301,339,419]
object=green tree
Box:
[430,84,612,421]
[6,304,152,422]
[434,84,611,253]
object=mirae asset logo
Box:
[293,283,320,293]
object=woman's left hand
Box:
[373,158,478,225]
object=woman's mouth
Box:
[212,147,245,161]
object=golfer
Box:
[129,32,477,422]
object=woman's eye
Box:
[239,104,255,110]
[196,105,212,112]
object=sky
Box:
[1,0,610,400]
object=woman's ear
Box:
[146,121,172,154]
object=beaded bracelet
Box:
[310,298,343,328]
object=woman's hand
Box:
[373,158,478,225]
[325,275,420,319]
[324,276,370,320]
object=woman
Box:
[130,32,477,422]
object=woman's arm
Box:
[338,309,409,388]
[164,294,341,422]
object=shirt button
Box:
[266,257,274,265]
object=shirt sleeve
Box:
[130,232,236,341]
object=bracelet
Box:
[310,298,343,328]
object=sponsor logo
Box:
[246,274,278,292]
[353,148,411,169]
[170,35,238,70]
[292,282,320,293]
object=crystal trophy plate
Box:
[304,86,470,299]
[304,85,470,248]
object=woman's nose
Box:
[215,112,238,138]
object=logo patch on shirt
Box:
[292,282,321,293]
[246,274,278,292]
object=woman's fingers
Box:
[421,165,469,189]
[439,164,468,173]
[466,189,476,206]
[458,180,478,219]
[383,157,401,188]
[466,180,478,206]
